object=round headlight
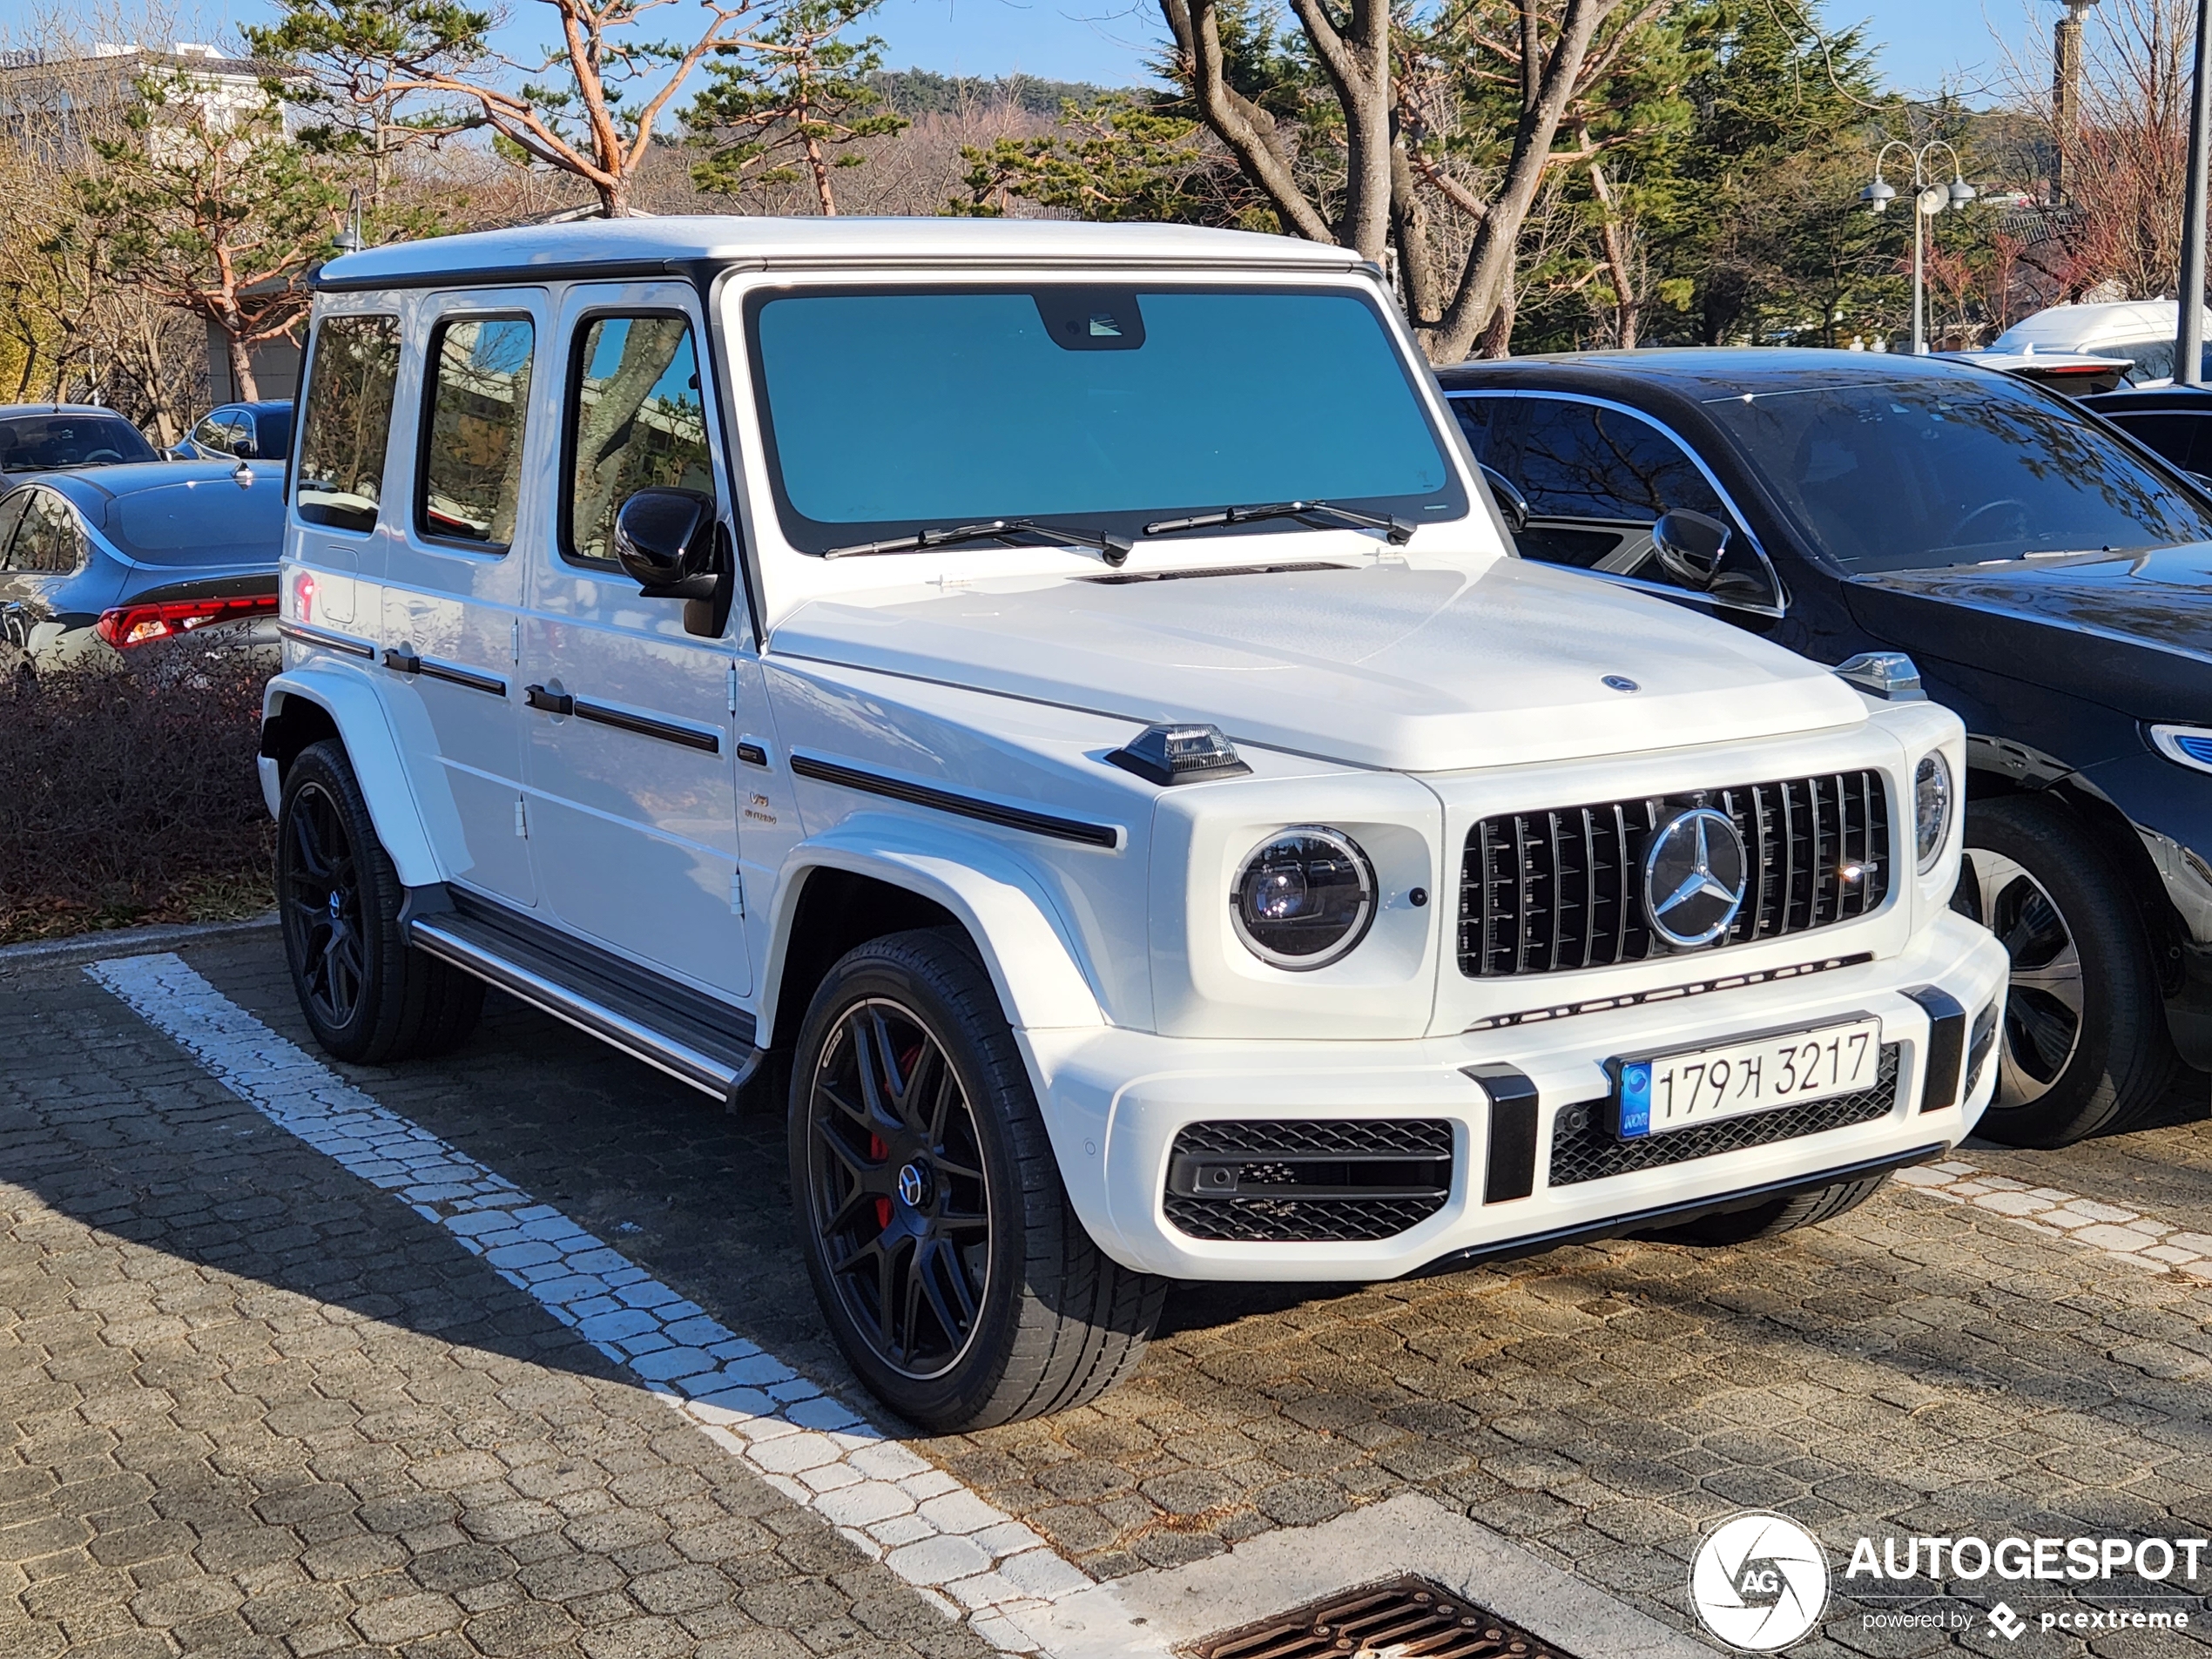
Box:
[1914,752,1952,873]
[1230,826,1376,970]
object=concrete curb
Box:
[0,912,278,971]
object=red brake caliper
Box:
[870,1134,891,1231]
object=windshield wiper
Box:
[821,517,1132,566]
[1143,500,1414,545]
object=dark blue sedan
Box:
[0,461,285,670]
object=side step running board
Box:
[409,912,761,1108]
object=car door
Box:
[0,489,90,655]
[0,489,30,650]
[377,291,543,907]
[1450,390,1784,616]
[517,281,755,999]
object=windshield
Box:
[746,286,1464,553]
[1702,374,2212,572]
[0,414,157,472]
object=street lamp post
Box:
[1862,142,1977,354]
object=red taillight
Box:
[95,594,280,649]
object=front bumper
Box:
[1022,910,2009,1280]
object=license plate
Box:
[1611,1015,1885,1140]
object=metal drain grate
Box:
[1186,1575,1581,1658]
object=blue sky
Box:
[0,0,2054,102]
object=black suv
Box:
[1440,348,2212,1148]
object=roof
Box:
[1991,299,2211,349]
[0,403,125,419]
[315,216,1369,291]
[1434,347,2016,401]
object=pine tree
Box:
[688,0,907,216]
[76,69,341,401]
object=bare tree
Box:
[1161,0,1677,361]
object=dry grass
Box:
[0,647,274,945]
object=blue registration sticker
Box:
[1618,1062,1652,1139]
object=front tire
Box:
[790,929,1165,1431]
[277,740,483,1064]
[1953,795,2175,1148]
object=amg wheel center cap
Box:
[1644,806,1749,948]
[896,1163,928,1207]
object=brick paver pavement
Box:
[0,948,989,1659]
[15,932,2212,1656]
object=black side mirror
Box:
[1651,508,1732,591]
[231,437,258,461]
[1480,463,1530,535]
[614,488,718,598]
[614,487,733,638]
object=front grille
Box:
[1460,771,1891,978]
[1546,1042,1899,1186]
[1190,1575,1581,1659]
[1163,1118,1453,1243]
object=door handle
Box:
[524,684,574,716]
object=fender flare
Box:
[760,818,1109,1040]
[261,668,444,888]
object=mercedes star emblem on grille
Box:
[1643,806,1749,948]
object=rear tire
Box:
[789,928,1165,1430]
[1647,1172,1889,1245]
[277,740,483,1064]
[1954,794,2175,1148]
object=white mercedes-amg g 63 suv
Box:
[259,218,2007,1430]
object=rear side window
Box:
[565,314,712,565]
[419,317,535,547]
[296,314,401,533]
[6,491,83,573]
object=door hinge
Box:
[729,868,745,916]
[510,617,521,664]
[515,798,529,839]
[726,661,739,715]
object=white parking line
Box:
[1898,1158,2212,1276]
[86,952,1150,1658]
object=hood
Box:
[1846,546,2212,719]
[772,557,1865,772]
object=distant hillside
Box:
[868,68,1143,115]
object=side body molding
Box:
[760,816,1110,1042]
[261,668,446,888]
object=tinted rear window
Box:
[0,415,157,471]
[107,475,287,564]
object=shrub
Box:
[0,648,273,944]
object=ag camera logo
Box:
[1690,1512,1831,1651]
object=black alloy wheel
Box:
[788,930,1166,1430]
[281,779,368,1032]
[802,996,992,1380]
[276,739,484,1065]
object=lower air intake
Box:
[1186,1574,1581,1659]
[1163,1118,1453,1243]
